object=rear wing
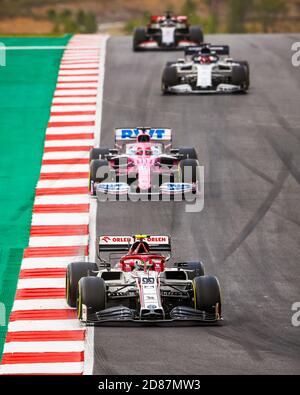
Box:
[115,128,172,143]
[99,235,171,253]
[184,45,230,56]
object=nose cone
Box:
[138,165,151,190]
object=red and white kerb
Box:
[0,34,107,375]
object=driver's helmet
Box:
[201,46,211,55]
[195,54,212,64]
[133,259,144,270]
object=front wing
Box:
[95,182,200,199]
[84,306,222,326]
[136,40,199,50]
[166,83,244,94]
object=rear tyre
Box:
[66,262,98,308]
[89,148,110,162]
[193,275,221,315]
[178,147,198,160]
[177,261,205,280]
[180,158,198,184]
[231,65,248,92]
[189,26,204,44]
[161,66,178,94]
[77,277,106,321]
[133,27,147,51]
[89,159,109,196]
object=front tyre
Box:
[66,262,98,308]
[161,66,178,94]
[133,27,147,51]
[179,158,198,184]
[77,277,106,321]
[231,65,249,93]
[89,159,109,196]
[178,147,198,160]
[235,61,250,90]
[89,148,110,162]
[177,261,205,280]
[193,275,221,316]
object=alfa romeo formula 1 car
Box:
[133,11,204,51]
[66,235,222,325]
[89,127,200,200]
[161,44,250,94]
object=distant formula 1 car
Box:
[161,44,250,94]
[66,234,222,325]
[89,127,200,200]
[133,11,204,51]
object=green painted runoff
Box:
[0,35,71,359]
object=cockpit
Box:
[125,143,162,156]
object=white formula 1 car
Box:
[133,11,203,51]
[66,235,222,325]
[161,44,250,94]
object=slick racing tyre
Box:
[235,60,250,90]
[180,158,198,184]
[178,147,198,160]
[189,26,204,44]
[89,159,109,196]
[66,262,98,308]
[231,65,249,93]
[161,66,178,94]
[193,275,221,315]
[89,148,110,162]
[178,261,205,279]
[77,277,106,321]
[133,27,147,51]
[166,61,176,67]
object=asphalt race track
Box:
[94,34,300,374]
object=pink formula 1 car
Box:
[89,127,201,200]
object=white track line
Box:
[83,35,108,377]
[1,46,100,50]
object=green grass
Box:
[0,35,71,360]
